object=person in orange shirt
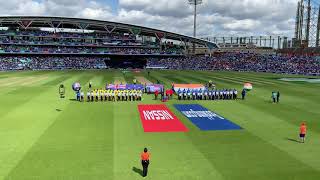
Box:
[300,122,307,143]
[140,148,150,177]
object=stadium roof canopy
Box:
[0,16,218,48]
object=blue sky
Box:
[104,0,118,13]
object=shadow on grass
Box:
[132,167,143,177]
[286,138,301,143]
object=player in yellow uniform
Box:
[115,90,118,101]
[137,90,142,101]
[107,89,111,101]
[129,90,132,101]
[118,90,122,101]
[111,90,114,101]
[101,89,104,101]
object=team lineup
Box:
[80,89,144,102]
[177,88,239,100]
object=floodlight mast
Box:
[188,0,202,54]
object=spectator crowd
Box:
[0,56,107,70]
[146,53,320,75]
[1,52,319,75]
[0,30,184,55]
[0,45,182,55]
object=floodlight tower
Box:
[188,0,202,54]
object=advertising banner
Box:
[174,104,242,131]
[138,104,188,132]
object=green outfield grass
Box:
[0,70,320,180]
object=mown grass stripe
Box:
[0,73,84,180]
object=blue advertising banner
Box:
[174,104,242,131]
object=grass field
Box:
[0,70,320,180]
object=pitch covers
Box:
[138,104,188,132]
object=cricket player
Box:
[219,90,223,100]
[80,91,84,101]
[208,90,212,100]
[271,91,277,103]
[140,148,150,177]
[128,90,131,101]
[226,89,230,100]
[111,90,115,101]
[106,90,110,101]
[277,91,280,103]
[125,90,128,101]
[212,90,216,100]
[229,89,233,99]
[124,90,127,101]
[192,90,196,100]
[103,90,107,101]
[300,122,307,143]
[222,89,227,100]
[234,89,238,100]
[241,89,246,100]
[177,89,182,100]
[137,90,142,101]
[187,89,191,100]
[197,89,201,100]
[77,91,80,101]
[90,90,94,102]
[134,90,138,101]
[182,89,186,100]
[95,90,99,101]
[87,91,91,102]
[114,90,118,101]
[118,90,122,101]
[204,90,208,100]
[100,89,104,101]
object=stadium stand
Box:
[0,56,108,70]
[146,53,320,76]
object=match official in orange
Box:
[299,122,307,143]
[141,148,150,177]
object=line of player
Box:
[177,89,238,100]
[76,89,143,102]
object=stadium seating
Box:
[0,30,184,55]
[146,53,320,76]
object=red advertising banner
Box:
[138,104,188,132]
